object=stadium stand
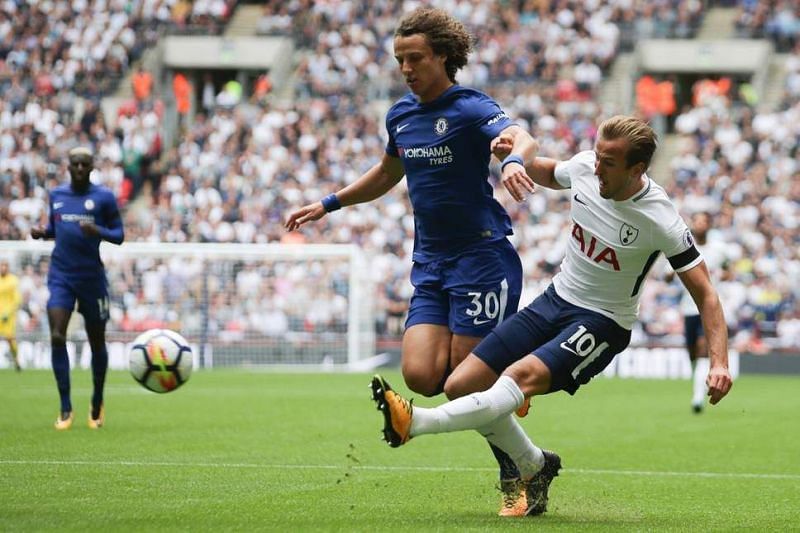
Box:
[1,0,798,358]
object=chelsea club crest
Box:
[434,117,448,136]
[84,199,95,211]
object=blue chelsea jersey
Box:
[385,85,515,262]
[45,183,124,280]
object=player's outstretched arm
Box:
[285,154,404,231]
[493,125,538,202]
[491,132,565,197]
[678,262,733,405]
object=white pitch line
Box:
[1,460,798,480]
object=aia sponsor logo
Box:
[572,221,620,271]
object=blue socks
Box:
[91,348,108,416]
[52,344,108,416]
[51,344,71,413]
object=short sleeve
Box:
[658,208,702,273]
[554,151,597,189]
[385,114,398,157]
[471,94,514,141]
[553,160,572,188]
[104,191,122,223]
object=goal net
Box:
[0,241,375,370]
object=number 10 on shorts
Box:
[560,324,609,379]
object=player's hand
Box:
[79,220,100,236]
[285,202,327,231]
[30,227,46,239]
[501,162,535,202]
[491,134,514,161]
[706,364,733,405]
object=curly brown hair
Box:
[394,7,473,83]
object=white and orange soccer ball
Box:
[128,329,193,393]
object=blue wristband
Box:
[321,193,342,212]
[501,154,524,172]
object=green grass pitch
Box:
[1,369,799,531]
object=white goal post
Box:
[0,241,375,370]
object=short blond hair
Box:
[598,116,658,170]
[68,146,93,159]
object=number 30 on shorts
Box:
[464,280,509,324]
[466,291,501,319]
[559,324,609,379]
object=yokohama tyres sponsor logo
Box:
[57,214,95,223]
[399,145,452,159]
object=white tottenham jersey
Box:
[551,150,703,329]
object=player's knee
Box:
[51,332,67,347]
[504,357,551,396]
[401,365,442,397]
[443,375,469,400]
[443,368,495,400]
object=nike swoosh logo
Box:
[559,342,580,355]
[574,193,588,206]
[473,317,493,326]
[396,123,410,133]
[53,202,64,209]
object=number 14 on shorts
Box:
[560,324,609,379]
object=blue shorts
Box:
[474,284,631,395]
[684,314,704,347]
[47,275,110,323]
[406,239,522,337]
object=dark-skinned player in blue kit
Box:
[31,147,124,430]
[286,6,540,516]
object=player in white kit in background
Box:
[370,115,734,517]
[672,211,731,413]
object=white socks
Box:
[409,375,544,478]
[477,415,544,479]
[409,375,524,435]
[692,357,710,406]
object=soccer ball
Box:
[129,329,193,393]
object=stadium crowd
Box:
[1,0,798,353]
[735,0,800,51]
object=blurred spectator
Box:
[173,72,193,127]
[132,66,154,104]
[736,0,800,51]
